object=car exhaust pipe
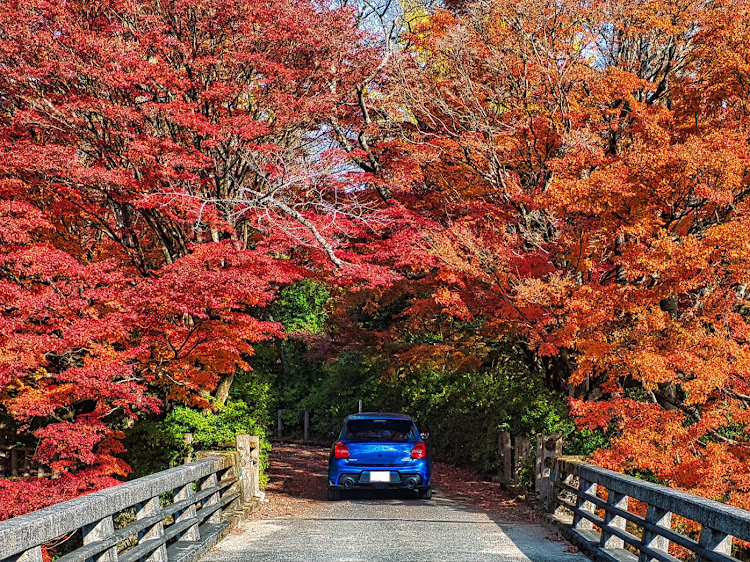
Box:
[343,477,355,489]
[406,477,418,489]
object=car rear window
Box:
[343,419,416,442]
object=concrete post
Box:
[600,491,628,548]
[639,506,672,562]
[277,410,283,439]
[304,411,310,443]
[697,527,732,561]
[200,471,221,524]
[500,432,512,483]
[250,435,261,497]
[514,437,530,481]
[573,478,597,531]
[136,497,167,562]
[82,516,117,562]
[236,434,254,505]
[174,482,200,540]
[535,433,562,501]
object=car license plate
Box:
[370,471,390,483]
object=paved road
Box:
[202,489,588,561]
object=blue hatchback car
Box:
[327,412,432,500]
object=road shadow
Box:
[265,443,330,501]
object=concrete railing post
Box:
[600,491,627,549]
[697,527,732,561]
[514,437,529,481]
[236,434,256,505]
[82,515,118,562]
[500,432,512,483]
[174,482,200,540]
[573,478,597,531]
[200,471,221,524]
[536,433,562,501]
[545,460,561,513]
[638,506,672,562]
[136,497,167,562]
[250,436,261,497]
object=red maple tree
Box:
[0,0,381,514]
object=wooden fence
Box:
[0,434,261,562]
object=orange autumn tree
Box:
[388,0,750,506]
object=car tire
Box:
[327,487,341,501]
[418,487,432,499]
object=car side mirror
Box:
[420,432,430,441]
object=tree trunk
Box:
[275,337,290,377]
[214,372,234,406]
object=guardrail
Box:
[0,434,261,562]
[544,456,750,562]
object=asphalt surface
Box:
[202,489,588,561]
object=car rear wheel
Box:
[327,487,341,501]
[417,487,432,499]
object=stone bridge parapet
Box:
[542,454,750,562]
[0,434,261,562]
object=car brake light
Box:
[411,442,427,459]
[334,442,350,459]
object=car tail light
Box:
[411,442,427,459]
[334,442,350,459]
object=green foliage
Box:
[299,351,387,434]
[123,417,182,478]
[124,370,272,485]
[625,468,667,485]
[273,280,330,334]
[387,358,572,475]
[564,426,613,456]
[166,401,265,449]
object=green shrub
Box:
[124,370,273,486]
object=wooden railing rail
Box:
[0,434,262,562]
[545,456,750,562]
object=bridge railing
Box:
[0,434,261,562]
[544,455,750,562]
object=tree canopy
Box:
[2,0,750,520]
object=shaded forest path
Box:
[201,444,587,561]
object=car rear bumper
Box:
[328,461,431,490]
[328,475,428,490]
